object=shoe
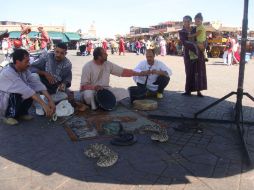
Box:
[3,117,18,125]
[157,93,163,99]
[182,92,191,96]
[19,115,33,121]
[36,108,44,116]
[111,133,137,146]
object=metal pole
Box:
[235,0,248,131]
[149,0,252,165]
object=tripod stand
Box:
[149,0,253,165]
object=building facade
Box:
[0,21,65,32]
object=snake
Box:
[139,125,169,142]
[84,143,118,167]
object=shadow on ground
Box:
[0,90,254,187]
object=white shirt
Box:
[146,40,151,49]
[1,39,8,54]
[133,60,172,91]
[0,65,46,116]
[80,60,123,87]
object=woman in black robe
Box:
[179,15,207,97]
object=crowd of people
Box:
[125,37,183,56]
[1,24,53,61]
[222,34,241,66]
[75,36,183,57]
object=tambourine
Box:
[95,89,116,111]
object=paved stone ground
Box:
[0,51,254,190]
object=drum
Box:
[95,89,117,111]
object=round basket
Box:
[133,99,158,111]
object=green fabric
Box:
[47,31,69,43]
[64,32,80,41]
[28,31,39,38]
[9,31,39,39]
[9,31,21,39]
[196,24,206,43]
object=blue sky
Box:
[1,0,253,37]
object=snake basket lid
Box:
[133,99,158,111]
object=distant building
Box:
[0,20,65,32]
[128,20,241,38]
[0,21,31,25]
[88,22,96,37]
[149,21,183,35]
[129,26,150,35]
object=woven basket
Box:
[133,99,158,111]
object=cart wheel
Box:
[211,47,220,58]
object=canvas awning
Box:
[81,34,98,40]
[205,26,217,32]
[48,31,69,43]
[218,26,239,32]
[9,31,21,39]
[64,32,80,41]
[29,31,39,38]
[8,31,39,39]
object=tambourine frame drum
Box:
[95,89,117,111]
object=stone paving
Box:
[0,51,254,190]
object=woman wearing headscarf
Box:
[179,15,207,97]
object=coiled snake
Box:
[84,143,118,167]
[139,125,168,142]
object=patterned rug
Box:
[63,105,159,141]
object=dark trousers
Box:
[137,75,170,93]
[40,75,59,94]
[5,93,33,118]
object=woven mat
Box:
[63,105,159,141]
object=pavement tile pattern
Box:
[0,52,254,190]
